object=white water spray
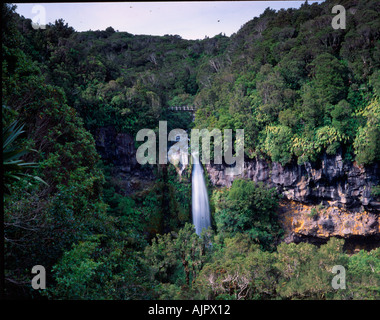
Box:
[192,154,211,235]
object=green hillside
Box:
[2,1,379,300]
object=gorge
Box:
[4,0,380,300]
[206,152,380,249]
[93,124,380,249]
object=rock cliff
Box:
[93,127,379,247]
[94,126,155,195]
[206,153,380,246]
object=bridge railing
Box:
[168,106,196,111]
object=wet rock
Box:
[207,152,380,242]
[206,152,379,211]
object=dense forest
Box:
[2,0,380,300]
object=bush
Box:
[213,179,281,251]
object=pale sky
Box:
[15,1,319,40]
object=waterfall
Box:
[192,154,211,235]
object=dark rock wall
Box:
[206,153,380,245]
[206,153,379,211]
[93,127,379,246]
[94,126,155,195]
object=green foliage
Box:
[371,185,380,200]
[212,179,281,251]
[192,0,379,165]
[275,238,348,299]
[194,235,379,300]
[353,97,380,165]
[195,234,277,300]
[3,5,115,298]
[309,207,318,218]
[2,115,47,195]
[3,1,380,300]
[308,53,348,106]
[47,235,103,299]
[261,125,293,165]
[166,164,192,229]
[344,248,380,299]
[46,235,151,300]
[144,223,213,298]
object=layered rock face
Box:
[93,126,379,246]
[206,153,380,246]
[94,126,155,195]
[278,201,379,250]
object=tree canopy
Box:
[2,1,379,300]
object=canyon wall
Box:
[206,153,380,247]
[93,126,379,247]
[94,126,155,195]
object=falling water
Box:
[192,154,211,236]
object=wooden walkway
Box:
[168,106,196,111]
